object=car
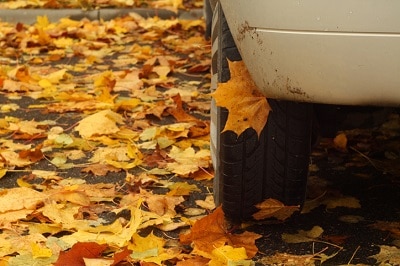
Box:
[205,0,400,222]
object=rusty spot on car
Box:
[287,86,305,96]
[237,21,251,42]
[286,78,308,98]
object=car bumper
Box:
[220,0,400,106]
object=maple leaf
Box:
[252,198,300,221]
[179,207,261,259]
[179,206,227,257]
[212,60,271,137]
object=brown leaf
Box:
[187,60,211,73]
[188,121,210,138]
[370,221,400,239]
[252,198,300,221]
[212,60,271,137]
[143,146,170,168]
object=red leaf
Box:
[19,146,44,163]
[112,247,131,266]
[54,242,108,266]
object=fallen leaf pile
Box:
[0,0,203,11]
[0,11,228,265]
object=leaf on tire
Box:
[212,60,271,138]
[252,198,300,221]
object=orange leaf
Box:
[18,146,44,163]
[228,231,262,258]
[333,132,348,152]
[179,206,228,255]
[212,60,271,137]
[167,94,198,122]
[176,256,210,265]
[81,163,121,176]
[179,206,261,258]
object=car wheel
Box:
[210,2,314,222]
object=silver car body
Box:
[219,0,400,106]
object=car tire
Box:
[210,2,314,222]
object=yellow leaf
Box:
[47,188,91,206]
[167,182,200,196]
[129,232,165,252]
[42,69,67,84]
[36,15,50,29]
[31,242,52,259]
[83,258,113,266]
[38,79,54,89]
[8,120,45,135]
[0,187,46,212]
[166,146,211,177]
[0,209,34,224]
[0,168,6,179]
[106,159,140,170]
[53,37,74,48]
[209,245,250,266]
[212,60,271,137]
[75,110,123,139]
[16,178,33,188]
